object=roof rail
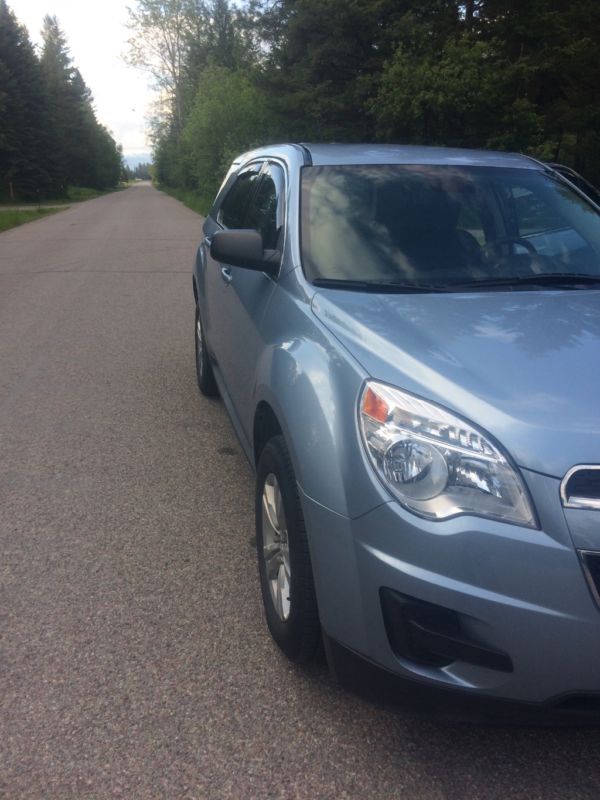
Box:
[297,143,313,166]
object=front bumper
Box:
[323,634,600,723]
[300,468,600,707]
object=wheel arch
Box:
[250,339,384,519]
[253,401,283,467]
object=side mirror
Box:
[210,229,281,276]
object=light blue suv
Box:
[193,144,600,717]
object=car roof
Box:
[302,143,538,169]
[232,143,540,171]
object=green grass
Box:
[159,185,212,216]
[0,184,127,208]
[64,186,106,202]
[66,184,128,202]
[0,207,63,233]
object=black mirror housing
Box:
[210,229,280,276]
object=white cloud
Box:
[13,0,154,156]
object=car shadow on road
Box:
[396,715,600,800]
[288,655,600,799]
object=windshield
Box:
[300,165,600,290]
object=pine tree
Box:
[40,15,122,190]
[41,15,84,187]
[248,0,422,141]
[0,0,59,199]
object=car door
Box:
[217,161,286,438]
[202,162,263,379]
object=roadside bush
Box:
[182,65,275,202]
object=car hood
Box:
[312,288,600,477]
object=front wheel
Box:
[194,304,218,397]
[255,436,321,662]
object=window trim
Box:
[216,161,264,230]
[254,161,287,251]
[214,157,288,282]
[264,160,288,281]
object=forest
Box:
[128,0,600,212]
[0,0,122,201]
[2,1,598,207]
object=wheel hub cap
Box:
[261,474,291,621]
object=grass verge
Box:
[158,185,211,217]
[0,207,63,233]
[65,185,127,203]
[0,184,128,208]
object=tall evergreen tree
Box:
[41,15,86,188]
[0,0,59,198]
[40,15,122,190]
[247,0,415,141]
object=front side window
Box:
[218,164,262,229]
[245,164,285,249]
[300,165,600,290]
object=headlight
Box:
[359,381,536,528]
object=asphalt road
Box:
[1,183,599,799]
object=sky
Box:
[14,0,153,160]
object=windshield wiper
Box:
[450,273,600,291]
[312,278,448,293]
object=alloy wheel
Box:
[261,473,291,621]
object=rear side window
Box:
[219,165,262,229]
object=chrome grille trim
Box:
[561,465,600,510]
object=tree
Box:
[475,0,600,177]
[126,0,201,133]
[247,0,416,141]
[181,65,273,199]
[134,0,600,200]
[41,15,84,188]
[374,35,515,148]
[124,161,153,180]
[41,15,122,190]
[182,0,249,109]
[0,0,58,198]
[131,0,254,194]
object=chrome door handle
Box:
[221,266,233,284]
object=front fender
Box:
[253,325,387,520]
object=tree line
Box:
[128,0,600,210]
[0,0,122,201]
[124,162,153,181]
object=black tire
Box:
[255,435,321,663]
[194,304,218,397]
